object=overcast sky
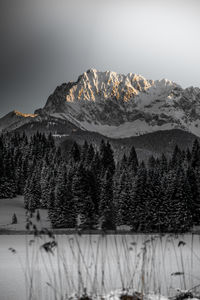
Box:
[0,0,200,117]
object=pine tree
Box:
[50,164,77,228]
[11,213,17,224]
[168,168,192,232]
[146,165,162,231]
[71,163,97,228]
[120,153,128,171]
[90,152,101,214]
[70,142,80,163]
[192,168,200,225]
[186,148,192,163]
[170,145,182,169]
[40,161,51,208]
[85,144,95,167]
[62,182,77,228]
[191,139,200,168]
[159,169,176,231]
[3,150,17,197]
[128,146,138,174]
[52,165,68,227]
[24,166,41,211]
[47,132,55,149]
[116,170,132,226]
[48,176,56,225]
[148,155,156,169]
[99,170,116,230]
[24,178,31,210]
[18,156,28,194]
[100,140,115,176]
[81,141,89,163]
[186,166,199,224]
[129,163,148,231]
[79,194,96,229]
[72,163,88,216]
[86,169,100,217]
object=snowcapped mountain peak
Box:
[159,78,172,84]
[31,69,200,138]
[64,69,156,105]
[86,68,97,73]
[1,69,200,139]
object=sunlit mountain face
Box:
[1,69,200,140]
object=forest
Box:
[0,132,200,232]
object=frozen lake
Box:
[0,234,200,300]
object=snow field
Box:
[0,196,50,231]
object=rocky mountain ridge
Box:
[1,69,200,139]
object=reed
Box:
[12,213,200,300]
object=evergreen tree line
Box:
[1,132,200,232]
[0,132,55,198]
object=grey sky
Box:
[0,0,200,117]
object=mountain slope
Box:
[13,114,83,138]
[35,69,200,138]
[59,128,198,162]
[1,69,200,142]
[0,110,37,132]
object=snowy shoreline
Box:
[1,229,200,235]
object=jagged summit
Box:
[44,69,177,111]
[36,69,200,138]
[1,69,200,138]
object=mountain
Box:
[34,68,200,138]
[0,69,200,158]
[0,110,38,132]
[60,128,198,162]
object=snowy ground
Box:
[0,196,50,231]
[1,198,200,300]
[1,234,200,300]
[0,197,131,233]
